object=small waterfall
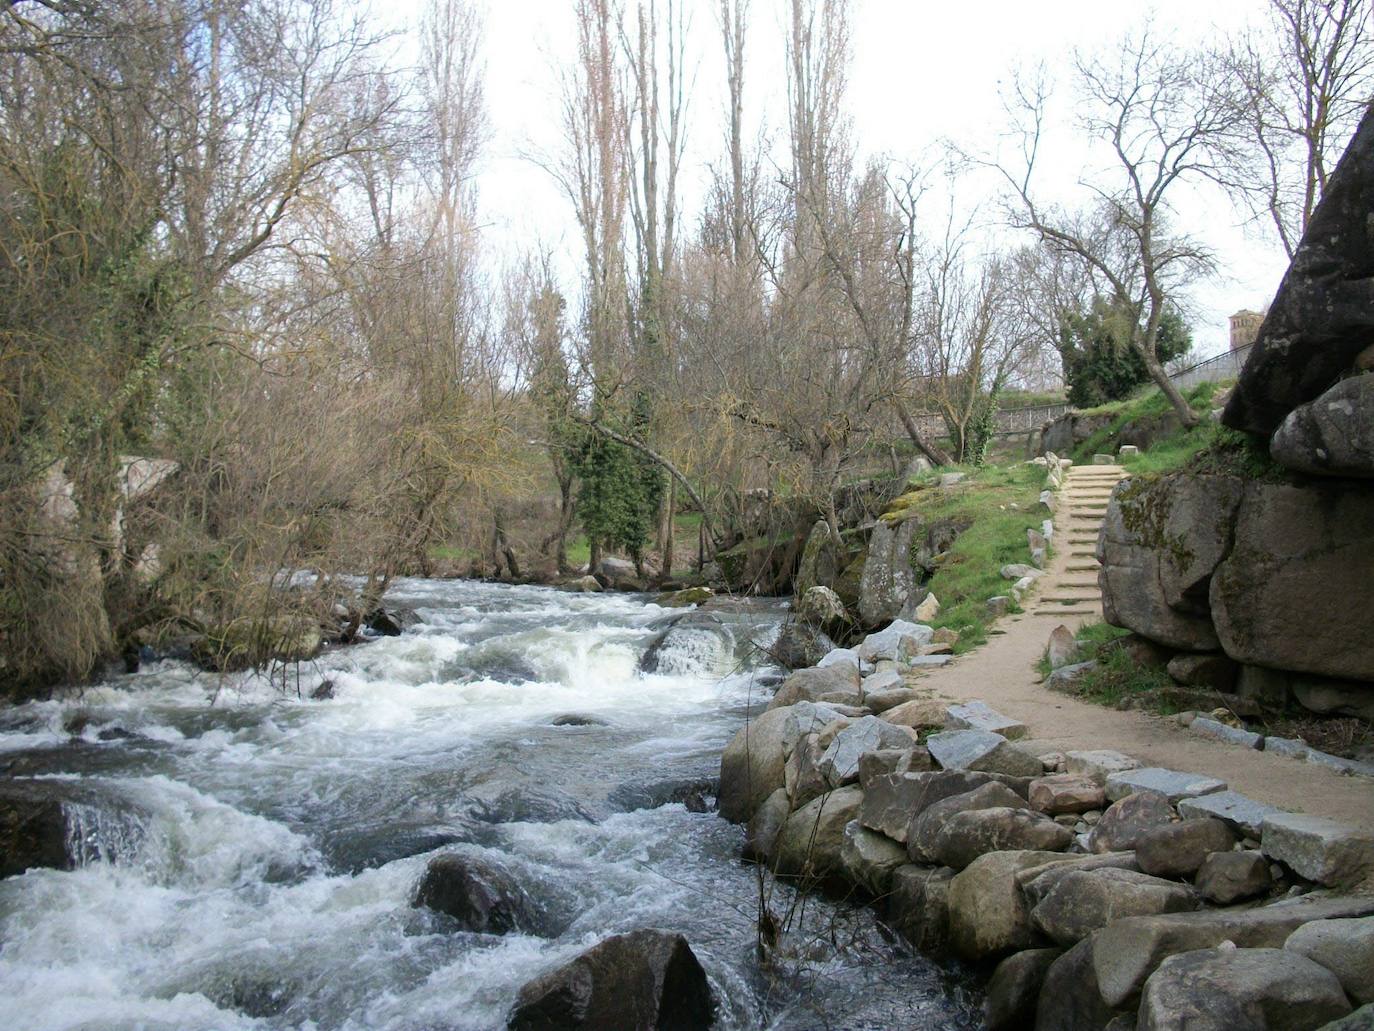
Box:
[63,799,147,868]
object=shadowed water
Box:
[0,580,981,1030]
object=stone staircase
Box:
[1031,463,1128,618]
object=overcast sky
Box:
[390,0,1295,360]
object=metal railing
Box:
[1168,343,1254,391]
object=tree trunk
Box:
[1138,345,1199,428]
[893,398,955,466]
[659,478,676,582]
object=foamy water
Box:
[0,580,979,1030]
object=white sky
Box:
[388,0,1295,359]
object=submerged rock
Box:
[413,852,553,936]
[506,928,714,1030]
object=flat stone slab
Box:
[945,700,1027,740]
[1104,767,1227,804]
[1178,790,1285,838]
[906,654,952,669]
[1189,716,1263,750]
[1066,750,1140,785]
[1265,736,1310,760]
[926,730,1043,778]
[1306,747,1374,779]
[1262,813,1374,887]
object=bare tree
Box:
[1219,0,1374,258]
[996,36,1238,427]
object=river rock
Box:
[859,520,923,626]
[1136,818,1238,879]
[1097,474,1246,650]
[1088,790,1176,853]
[773,786,864,883]
[779,701,848,755]
[926,730,1043,777]
[1222,104,1374,436]
[857,747,929,791]
[1137,947,1351,1031]
[907,782,1031,862]
[928,807,1073,870]
[944,700,1026,739]
[1036,938,1124,1031]
[1262,813,1374,887]
[879,697,947,730]
[413,853,549,936]
[596,556,642,591]
[506,928,713,1030]
[0,779,151,878]
[817,716,916,788]
[1066,749,1141,784]
[838,819,908,896]
[1194,850,1271,905]
[1091,896,1374,1008]
[1029,774,1105,815]
[796,585,850,633]
[985,948,1063,1031]
[769,621,833,670]
[743,788,790,863]
[767,665,862,711]
[719,705,794,822]
[784,734,829,809]
[947,850,1071,961]
[856,619,933,662]
[1030,868,1198,946]
[816,647,862,672]
[1210,480,1374,682]
[1104,767,1226,804]
[885,864,954,953]
[1286,916,1374,1005]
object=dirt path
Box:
[914,463,1374,830]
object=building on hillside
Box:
[1229,309,1265,351]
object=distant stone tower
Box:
[1229,309,1264,351]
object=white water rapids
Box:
[0,580,980,1030]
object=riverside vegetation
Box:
[4,2,1374,1030]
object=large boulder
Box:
[858,519,924,626]
[1194,850,1272,905]
[1087,791,1176,854]
[743,788,790,864]
[768,621,833,670]
[838,819,908,896]
[506,928,714,1030]
[860,769,1029,845]
[0,779,148,878]
[1223,104,1374,437]
[1035,938,1124,1031]
[1097,474,1245,651]
[766,665,862,711]
[795,585,850,632]
[1285,916,1374,1006]
[885,864,954,953]
[1135,818,1238,879]
[985,948,1063,1031]
[815,716,916,788]
[1090,896,1374,1008]
[718,706,794,823]
[413,853,551,936]
[855,619,933,662]
[1137,947,1351,1031]
[1261,812,1374,888]
[1210,480,1374,682]
[1030,868,1198,946]
[773,786,864,884]
[946,850,1069,961]
[907,781,1030,862]
[926,807,1073,870]
[1270,373,1374,478]
[795,519,843,597]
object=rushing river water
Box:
[0,580,980,1030]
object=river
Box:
[0,579,980,1030]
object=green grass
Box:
[565,534,591,569]
[882,462,1048,653]
[427,543,478,562]
[1038,620,1176,708]
[1071,381,1220,466]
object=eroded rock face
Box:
[1270,374,1374,478]
[858,519,923,627]
[1210,479,1374,682]
[1223,104,1374,437]
[506,928,714,1030]
[1097,475,1245,651]
[1137,947,1350,1031]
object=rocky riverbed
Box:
[0,580,983,1030]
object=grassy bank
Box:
[883,462,1048,653]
